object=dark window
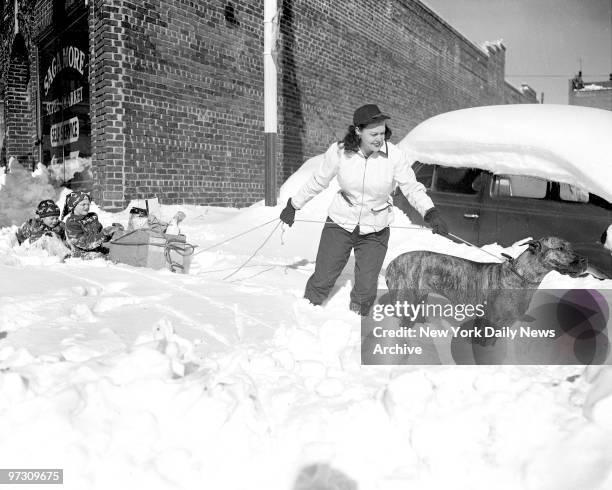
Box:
[412,161,434,188]
[588,193,612,210]
[435,167,482,194]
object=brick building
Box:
[1,0,537,210]
[569,72,612,111]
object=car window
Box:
[435,167,482,194]
[493,175,547,199]
[560,183,589,203]
[589,193,612,210]
[412,162,434,189]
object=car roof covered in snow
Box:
[398,104,612,202]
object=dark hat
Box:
[353,104,390,126]
[36,199,60,218]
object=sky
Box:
[422,0,612,104]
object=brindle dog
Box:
[385,237,587,335]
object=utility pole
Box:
[263,0,278,206]
[14,0,19,35]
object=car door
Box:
[393,163,487,245]
[489,174,612,276]
[488,174,546,247]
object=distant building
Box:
[1,0,538,209]
[569,72,612,111]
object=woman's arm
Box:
[394,150,435,217]
[291,144,341,209]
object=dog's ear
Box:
[526,239,542,253]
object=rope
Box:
[107,219,282,277]
[293,219,520,270]
[222,221,282,280]
[445,232,507,262]
[196,263,285,274]
[108,228,142,244]
[109,218,518,280]
[446,232,538,284]
[293,218,424,230]
[192,217,279,256]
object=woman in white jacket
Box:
[280,104,448,316]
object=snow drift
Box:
[0,159,60,227]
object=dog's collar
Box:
[500,253,540,285]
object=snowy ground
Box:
[2,165,612,489]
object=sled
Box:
[108,229,194,273]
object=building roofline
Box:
[413,0,504,57]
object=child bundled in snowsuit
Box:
[16,199,66,245]
[63,191,124,259]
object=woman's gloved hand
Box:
[424,208,449,235]
[280,198,296,227]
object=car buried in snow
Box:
[394,104,612,278]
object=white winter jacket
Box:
[291,141,434,235]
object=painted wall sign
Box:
[50,117,79,147]
[42,46,87,95]
[44,86,84,116]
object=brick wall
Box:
[5,35,33,165]
[569,80,612,111]
[2,1,41,169]
[570,90,612,110]
[0,99,5,154]
[7,0,537,209]
[83,0,268,209]
[88,0,129,208]
[504,82,535,104]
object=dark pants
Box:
[304,218,390,309]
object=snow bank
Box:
[399,104,612,202]
[48,156,92,183]
[0,160,60,227]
